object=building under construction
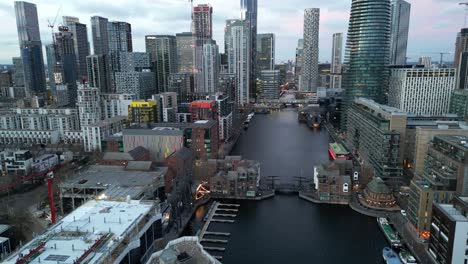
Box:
[59,163,167,213]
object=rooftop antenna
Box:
[460,2,468,27]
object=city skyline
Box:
[0,0,463,64]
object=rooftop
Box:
[366,177,392,194]
[4,200,158,264]
[355,97,407,116]
[438,203,468,222]
[435,135,468,150]
[60,165,166,200]
[147,236,220,264]
[329,143,349,155]
[123,128,184,136]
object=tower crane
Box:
[47,6,62,44]
[421,52,452,66]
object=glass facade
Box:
[342,0,391,127]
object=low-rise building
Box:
[165,147,194,194]
[0,150,33,175]
[123,127,184,162]
[428,196,468,264]
[208,156,260,198]
[361,177,397,208]
[4,200,163,264]
[313,160,353,204]
[0,129,60,145]
[59,164,166,212]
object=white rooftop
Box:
[4,200,156,264]
[439,203,468,222]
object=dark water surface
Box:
[187,108,386,264]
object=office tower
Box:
[389,67,456,115]
[145,35,177,93]
[390,0,411,65]
[87,54,112,93]
[225,19,250,106]
[454,28,468,69]
[169,73,194,104]
[176,32,195,73]
[108,21,132,53]
[274,64,287,86]
[331,33,343,89]
[241,0,258,99]
[342,0,391,127]
[256,34,275,75]
[14,1,46,94]
[318,63,331,88]
[418,56,432,68]
[260,70,280,99]
[295,39,304,87]
[450,90,468,119]
[301,8,320,92]
[202,40,219,94]
[12,57,24,87]
[91,16,109,55]
[114,52,154,99]
[63,16,90,80]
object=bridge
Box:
[262,176,313,194]
[257,98,318,105]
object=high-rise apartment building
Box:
[389,67,456,115]
[390,0,411,65]
[192,4,213,93]
[176,32,195,73]
[63,16,90,81]
[77,84,101,127]
[12,57,24,87]
[202,40,219,94]
[450,90,468,119]
[241,0,258,99]
[168,73,194,104]
[128,100,160,124]
[114,52,154,99]
[256,34,275,75]
[301,8,320,92]
[91,16,109,55]
[342,0,391,127]
[145,35,177,93]
[225,19,250,106]
[14,1,46,94]
[331,33,343,89]
[108,21,132,53]
[87,54,112,93]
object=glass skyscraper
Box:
[342,0,391,127]
[241,0,257,100]
[14,1,46,94]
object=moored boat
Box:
[399,249,417,264]
[383,247,402,264]
[377,218,402,247]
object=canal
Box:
[186,108,387,263]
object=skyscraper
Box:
[86,54,112,93]
[342,0,391,127]
[45,44,56,93]
[390,0,411,65]
[108,21,132,53]
[331,33,343,89]
[202,40,219,94]
[14,1,46,94]
[295,39,304,87]
[12,57,24,87]
[225,19,250,106]
[145,35,177,93]
[256,33,275,75]
[176,32,195,73]
[91,16,109,55]
[301,8,320,92]
[241,0,258,99]
[192,4,213,93]
[455,29,468,89]
[63,16,90,81]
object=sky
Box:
[0,0,464,64]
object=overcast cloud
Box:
[0,0,463,64]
